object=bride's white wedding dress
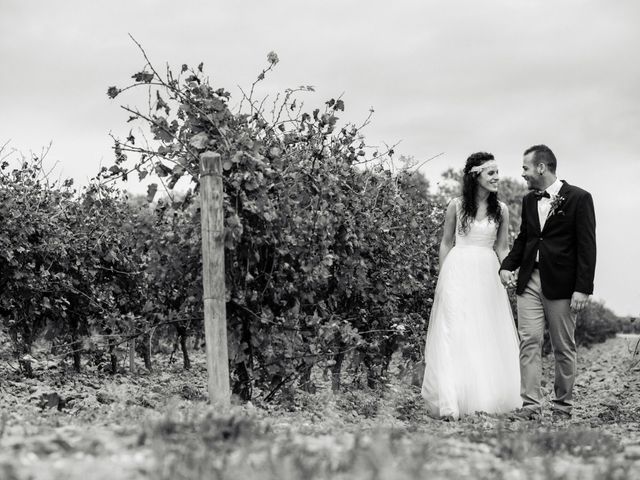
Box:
[421,199,521,419]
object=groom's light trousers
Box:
[517,269,577,414]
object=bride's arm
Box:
[494,203,510,263]
[439,199,457,267]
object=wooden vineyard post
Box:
[200,151,231,408]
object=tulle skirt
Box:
[421,245,522,419]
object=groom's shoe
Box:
[509,408,541,421]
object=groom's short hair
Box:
[524,144,557,173]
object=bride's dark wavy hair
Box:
[459,152,503,235]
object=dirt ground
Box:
[1,334,639,479]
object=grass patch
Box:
[147,412,435,480]
[493,427,622,460]
[144,409,635,480]
[334,388,380,419]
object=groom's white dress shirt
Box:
[536,178,563,262]
[538,178,563,230]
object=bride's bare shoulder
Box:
[446,196,462,212]
[443,197,460,219]
[449,196,462,207]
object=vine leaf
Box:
[147,183,158,203]
[189,133,209,149]
[132,71,154,83]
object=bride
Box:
[421,152,521,419]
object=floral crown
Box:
[468,160,498,175]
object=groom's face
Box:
[521,153,542,190]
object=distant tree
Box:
[619,316,640,334]
[498,177,528,242]
[434,167,462,203]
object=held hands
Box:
[571,292,590,313]
[498,270,590,310]
[499,270,517,289]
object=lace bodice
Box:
[454,199,498,249]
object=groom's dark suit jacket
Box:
[501,180,596,300]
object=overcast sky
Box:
[1,0,639,316]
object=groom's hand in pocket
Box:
[570,292,590,313]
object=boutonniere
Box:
[549,195,566,217]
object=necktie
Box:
[534,190,550,200]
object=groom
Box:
[499,145,596,420]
